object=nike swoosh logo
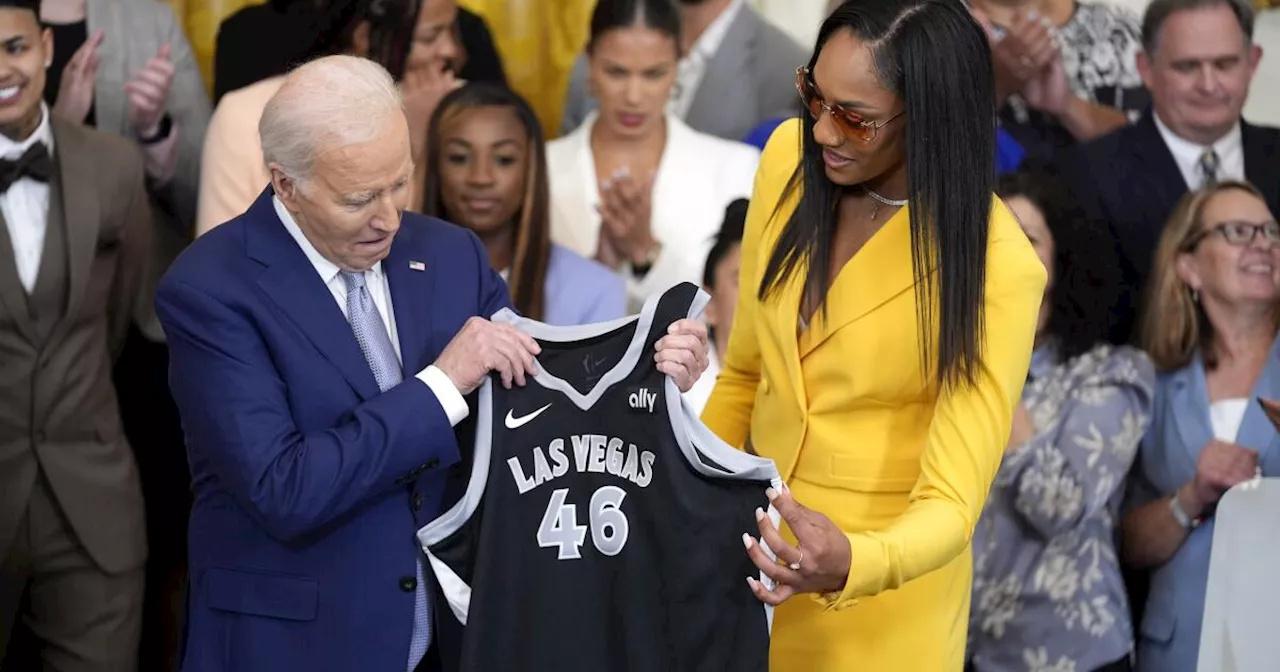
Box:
[505,403,552,430]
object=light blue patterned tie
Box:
[339,271,431,669]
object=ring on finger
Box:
[789,547,804,571]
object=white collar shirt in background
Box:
[669,0,745,120]
[1153,112,1244,190]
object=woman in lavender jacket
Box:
[967,170,1155,672]
[423,83,627,326]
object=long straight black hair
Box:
[422,83,554,321]
[760,0,997,390]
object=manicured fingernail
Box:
[746,576,759,589]
[754,507,765,522]
[742,533,753,549]
[765,488,779,501]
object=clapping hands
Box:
[596,167,658,268]
[125,44,176,138]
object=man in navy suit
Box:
[156,55,707,671]
[1056,0,1280,344]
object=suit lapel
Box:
[383,225,434,374]
[44,120,100,350]
[798,206,916,358]
[246,191,381,401]
[1169,357,1214,471]
[1237,339,1280,461]
[685,9,755,134]
[1131,113,1188,216]
[1242,122,1280,212]
[0,208,36,343]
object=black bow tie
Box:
[0,142,52,193]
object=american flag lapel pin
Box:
[408,261,425,272]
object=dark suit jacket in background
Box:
[213,1,507,103]
[1055,111,1280,343]
[559,4,807,141]
[0,117,153,576]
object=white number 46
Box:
[536,486,629,560]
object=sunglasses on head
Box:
[795,66,903,143]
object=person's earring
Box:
[1191,287,1200,303]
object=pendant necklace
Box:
[865,187,908,219]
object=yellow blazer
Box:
[703,119,1046,670]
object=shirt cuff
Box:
[416,365,470,427]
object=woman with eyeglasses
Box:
[701,1,1046,669]
[1123,180,1280,672]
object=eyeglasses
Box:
[1185,220,1280,249]
[795,66,903,142]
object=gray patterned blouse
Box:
[968,343,1155,672]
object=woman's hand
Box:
[53,29,104,124]
[402,64,463,162]
[742,488,852,605]
[597,170,658,266]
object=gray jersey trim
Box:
[417,286,782,632]
[490,288,710,412]
[417,379,496,625]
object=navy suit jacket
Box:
[1055,112,1280,343]
[157,189,509,671]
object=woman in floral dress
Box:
[968,169,1156,672]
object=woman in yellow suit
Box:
[703,1,1047,669]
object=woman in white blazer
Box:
[546,0,760,310]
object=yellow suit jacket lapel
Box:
[798,207,917,358]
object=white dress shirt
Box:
[273,196,469,425]
[669,0,745,120]
[1153,112,1244,190]
[1,104,54,294]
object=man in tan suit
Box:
[0,0,152,669]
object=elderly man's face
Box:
[276,112,414,272]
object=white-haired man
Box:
[155,55,708,672]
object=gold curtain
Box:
[457,0,596,138]
[167,0,259,97]
[169,0,595,137]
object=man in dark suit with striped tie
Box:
[1056,0,1280,344]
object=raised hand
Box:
[402,64,464,161]
[596,169,658,266]
[53,29,104,124]
[125,43,175,138]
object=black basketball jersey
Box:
[418,282,782,672]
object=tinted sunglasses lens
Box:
[798,77,823,119]
[838,115,873,142]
